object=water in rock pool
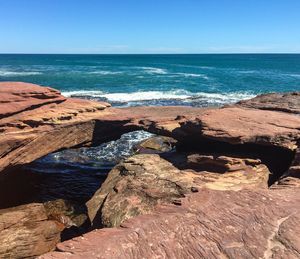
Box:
[1,54,299,208]
[0,131,154,209]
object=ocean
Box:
[1,54,300,107]
[1,54,300,207]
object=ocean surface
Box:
[1,54,300,207]
[0,54,300,107]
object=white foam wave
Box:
[88,71,123,75]
[139,67,168,74]
[0,70,42,76]
[186,92,255,104]
[62,89,255,104]
[238,70,257,74]
[287,73,300,78]
[175,72,209,79]
[96,90,191,102]
[62,90,105,97]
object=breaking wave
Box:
[0,70,42,76]
[63,89,255,107]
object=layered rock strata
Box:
[0,82,299,258]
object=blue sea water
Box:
[0,54,300,107]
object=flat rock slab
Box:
[234,92,300,114]
[40,187,300,259]
[180,107,300,149]
[0,82,66,118]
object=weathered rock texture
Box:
[0,82,300,258]
[1,82,300,173]
[0,203,63,258]
[135,135,177,153]
[0,82,112,172]
[234,92,300,114]
[87,154,270,228]
[41,187,300,259]
[178,107,300,149]
[274,142,300,189]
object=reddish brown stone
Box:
[40,187,300,259]
[86,154,270,228]
[0,203,62,258]
[1,82,299,173]
[0,83,299,259]
[234,92,300,114]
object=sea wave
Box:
[63,89,255,106]
[62,90,105,97]
[88,71,123,75]
[139,67,168,74]
[237,70,257,74]
[287,73,300,78]
[175,72,209,79]
[185,92,255,104]
[0,70,42,76]
[63,90,191,101]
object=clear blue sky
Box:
[0,0,300,54]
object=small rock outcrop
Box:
[134,135,177,153]
[234,92,300,114]
[87,153,270,228]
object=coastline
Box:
[0,82,299,258]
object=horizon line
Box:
[0,52,300,55]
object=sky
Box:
[0,0,300,54]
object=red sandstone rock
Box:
[0,82,66,118]
[86,153,270,228]
[135,135,177,153]
[234,92,300,114]
[178,107,300,149]
[1,82,299,173]
[0,83,300,258]
[0,203,63,258]
[40,187,300,259]
[0,82,111,172]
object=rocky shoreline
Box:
[0,82,299,258]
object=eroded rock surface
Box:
[0,203,63,258]
[0,82,113,172]
[135,135,177,153]
[0,83,300,258]
[177,107,300,149]
[41,187,300,259]
[1,82,299,173]
[87,153,270,228]
[234,92,300,114]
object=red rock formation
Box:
[0,82,66,118]
[86,154,270,228]
[234,92,300,114]
[41,187,300,259]
[0,82,111,172]
[0,82,299,258]
[0,203,63,258]
[1,82,299,173]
